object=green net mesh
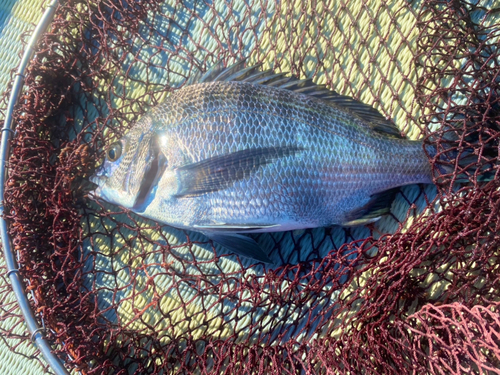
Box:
[0,0,499,373]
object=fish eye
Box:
[107,142,122,162]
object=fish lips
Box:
[88,163,108,196]
[88,174,104,198]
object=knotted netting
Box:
[0,0,499,373]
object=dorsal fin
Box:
[324,94,403,138]
[187,60,403,139]
[186,58,263,85]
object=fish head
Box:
[90,115,159,209]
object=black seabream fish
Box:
[90,60,446,263]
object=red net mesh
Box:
[0,0,499,373]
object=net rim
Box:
[0,0,69,373]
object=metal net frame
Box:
[0,0,499,374]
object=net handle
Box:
[0,0,70,374]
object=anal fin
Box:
[204,232,274,264]
[342,188,400,227]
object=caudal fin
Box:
[426,123,497,184]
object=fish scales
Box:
[147,81,429,230]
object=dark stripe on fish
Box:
[133,138,167,212]
[174,146,304,198]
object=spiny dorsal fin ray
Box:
[240,69,277,83]
[210,60,248,82]
[174,146,304,198]
[279,78,315,90]
[188,60,403,139]
[220,63,264,83]
[187,58,261,85]
[250,72,289,85]
[198,59,230,83]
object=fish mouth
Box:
[89,174,101,186]
[87,175,104,198]
[63,175,100,199]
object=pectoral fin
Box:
[204,232,274,264]
[174,146,303,198]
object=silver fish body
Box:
[91,62,433,262]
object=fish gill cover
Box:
[0,0,499,373]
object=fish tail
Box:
[427,124,497,183]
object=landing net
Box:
[0,0,499,373]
